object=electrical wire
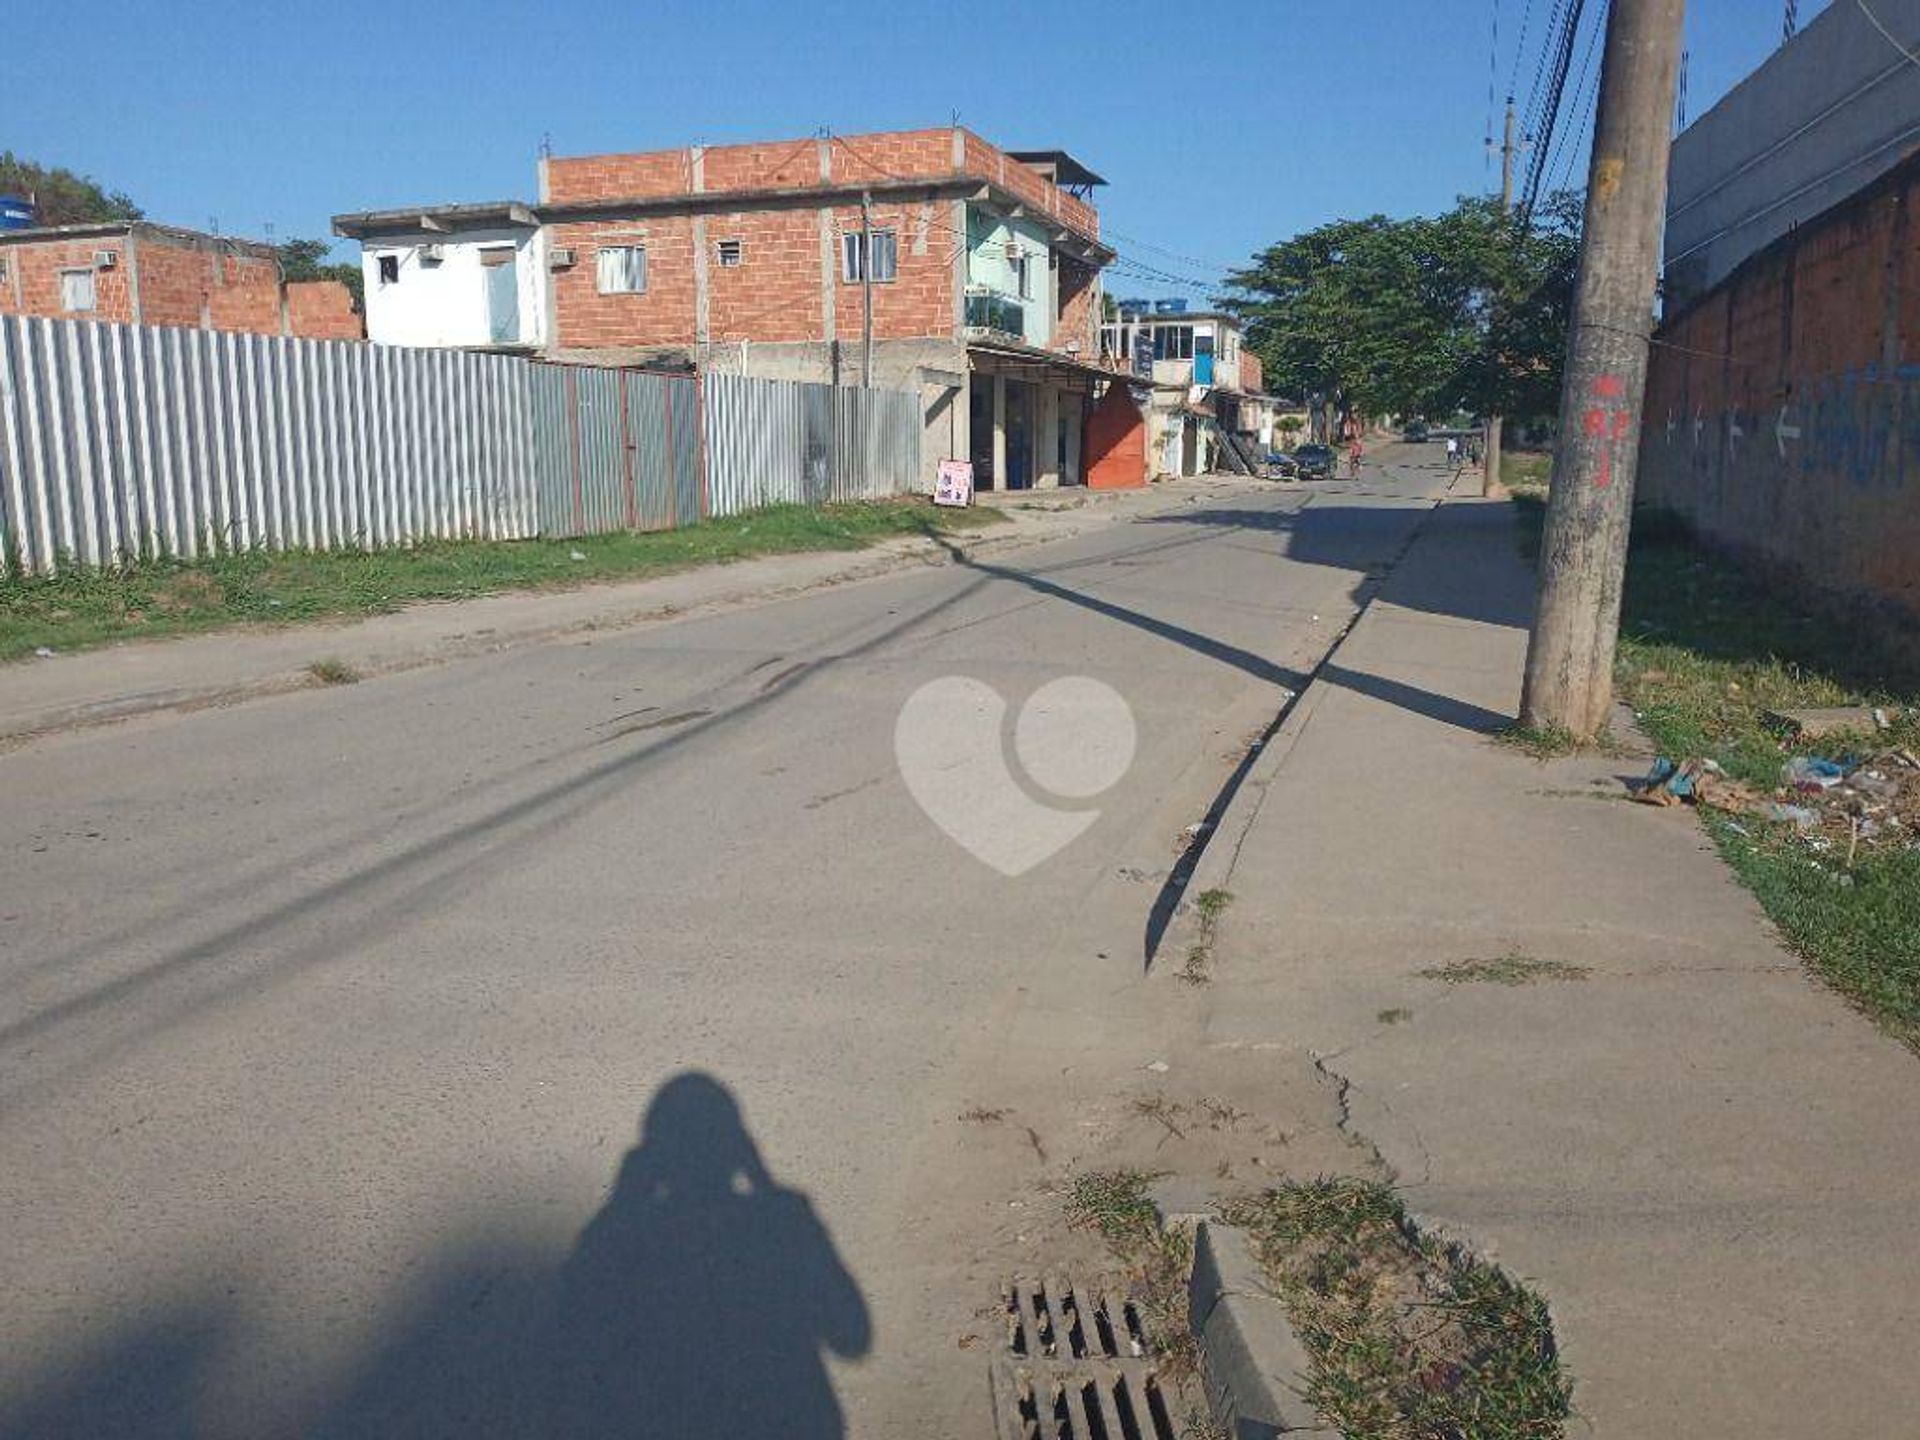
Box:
[1521,0,1591,219]
[1854,0,1920,68]
[1541,2,1606,200]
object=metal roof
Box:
[1005,150,1108,189]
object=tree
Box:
[278,237,364,312]
[0,153,142,227]
[1225,194,1580,425]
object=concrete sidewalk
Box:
[1190,494,1920,1437]
[0,475,1255,747]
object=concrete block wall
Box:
[549,216,701,350]
[1640,154,1920,624]
[0,237,136,320]
[0,231,359,340]
[286,281,364,341]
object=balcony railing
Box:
[965,293,1025,336]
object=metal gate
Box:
[529,365,704,537]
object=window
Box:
[715,238,744,268]
[1154,324,1194,361]
[60,268,96,313]
[596,245,648,294]
[841,229,897,283]
[1011,252,1032,300]
[376,254,400,285]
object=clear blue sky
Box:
[5,0,1826,296]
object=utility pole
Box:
[1485,96,1519,496]
[860,190,875,390]
[1520,0,1688,738]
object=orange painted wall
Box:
[1084,383,1147,489]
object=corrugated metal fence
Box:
[0,313,922,574]
[0,315,538,572]
[705,372,922,517]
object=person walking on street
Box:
[1446,435,1462,475]
[1347,436,1364,478]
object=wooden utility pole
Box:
[1485,97,1519,496]
[860,189,875,389]
[1520,0,1687,738]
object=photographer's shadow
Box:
[543,1072,870,1437]
[308,1071,869,1439]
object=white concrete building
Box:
[333,203,548,351]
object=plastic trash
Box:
[33,646,56,659]
[569,548,587,561]
[1765,802,1821,829]
[1784,756,1846,791]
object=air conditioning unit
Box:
[548,247,577,270]
[419,243,446,264]
[93,250,118,270]
[1003,241,1022,260]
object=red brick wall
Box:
[0,238,136,321]
[1639,158,1920,624]
[828,199,952,341]
[286,280,364,340]
[1053,257,1097,352]
[703,140,823,193]
[1084,382,1147,489]
[551,216,699,349]
[707,209,823,343]
[959,130,1099,239]
[547,127,1099,243]
[546,150,693,203]
[0,233,295,333]
[1241,351,1264,394]
[539,127,1107,351]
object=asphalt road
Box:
[0,452,1450,1438]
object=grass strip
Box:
[1509,473,1920,1049]
[1,499,1003,661]
[1223,1178,1571,1440]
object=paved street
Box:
[0,454,1450,1437]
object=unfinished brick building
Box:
[337,128,1119,489]
[0,222,361,341]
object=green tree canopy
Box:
[1225,193,1580,423]
[0,153,143,227]
[278,237,364,311]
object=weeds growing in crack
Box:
[1417,952,1589,986]
[306,657,361,686]
[1064,1170,1199,1385]
[1178,888,1234,986]
[1222,1178,1572,1440]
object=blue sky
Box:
[5,0,1826,295]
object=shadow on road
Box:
[0,1073,870,1439]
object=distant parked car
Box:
[1403,421,1430,443]
[1291,443,1335,479]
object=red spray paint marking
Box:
[1584,374,1634,489]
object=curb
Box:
[1187,1219,1338,1438]
[1152,1181,1338,1438]
[0,483,1243,749]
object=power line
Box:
[1487,0,1505,169]
[1521,0,1592,217]
[1509,0,1542,98]
[1520,0,1573,142]
[1854,0,1920,68]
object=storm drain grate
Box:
[988,1277,1177,1440]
